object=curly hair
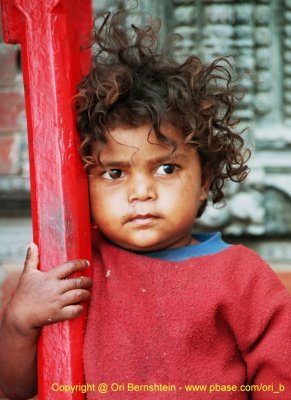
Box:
[75,10,250,217]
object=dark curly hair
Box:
[75,10,250,217]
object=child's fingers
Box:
[50,259,90,279]
[61,276,92,292]
[23,242,39,272]
[58,304,85,321]
[61,289,91,306]
[44,297,89,326]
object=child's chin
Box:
[115,237,166,253]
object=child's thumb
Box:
[24,242,39,271]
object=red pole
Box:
[1,0,92,399]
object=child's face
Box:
[89,123,209,252]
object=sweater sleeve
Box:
[226,246,291,399]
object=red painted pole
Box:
[1,0,92,399]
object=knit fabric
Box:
[84,230,291,399]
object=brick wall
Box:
[0,27,29,189]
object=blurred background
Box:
[0,0,291,321]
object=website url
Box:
[183,383,285,394]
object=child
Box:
[1,9,291,400]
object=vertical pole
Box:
[1,0,92,399]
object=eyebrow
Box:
[99,151,187,169]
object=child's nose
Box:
[128,174,157,203]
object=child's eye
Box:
[102,169,125,180]
[156,164,178,175]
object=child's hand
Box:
[6,242,92,336]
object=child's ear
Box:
[200,165,211,201]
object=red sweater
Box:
[84,232,291,399]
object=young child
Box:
[1,9,291,400]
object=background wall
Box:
[1,0,291,327]
[168,0,291,272]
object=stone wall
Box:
[0,17,30,212]
[170,0,291,238]
[169,0,291,267]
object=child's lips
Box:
[126,213,160,225]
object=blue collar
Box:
[142,232,231,261]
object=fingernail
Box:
[26,242,31,256]
[86,260,90,267]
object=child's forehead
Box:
[103,122,185,147]
[90,122,194,166]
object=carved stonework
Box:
[284,0,291,125]
[197,151,291,236]
[171,0,291,237]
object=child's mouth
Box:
[127,213,159,226]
